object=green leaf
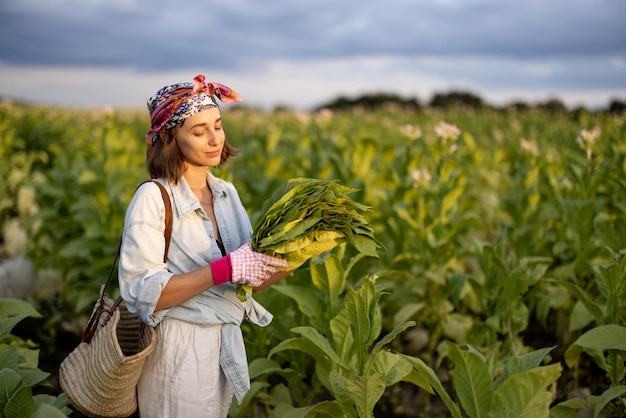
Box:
[31,403,68,418]
[368,350,413,386]
[330,312,355,365]
[392,302,425,327]
[395,207,420,230]
[273,284,325,322]
[344,288,370,348]
[248,358,284,379]
[270,326,348,377]
[569,300,595,332]
[327,372,359,417]
[269,337,333,372]
[565,324,626,368]
[32,394,68,412]
[51,393,70,411]
[352,234,380,258]
[4,385,34,418]
[0,315,29,340]
[0,299,41,318]
[229,381,270,413]
[18,347,40,370]
[291,326,345,369]
[441,313,474,342]
[311,254,345,318]
[251,178,379,268]
[369,321,415,360]
[281,400,347,418]
[57,238,97,259]
[16,368,50,388]
[550,397,589,418]
[344,374,387,418]
[593,385,626,418]
[0,368,24,410]
[485,344,501,382]
[495,346,555,389]
[490,363,562,418]
[448,343,494,418]
[594,263,626,323]
[400,354,462,418]
[441,184,465,217]
[561,282,605,326]
[0,347,19,370]
[594,263,623,302]
[402,368,435,395]
[359,278,380,347]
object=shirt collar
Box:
[169,172,228,219]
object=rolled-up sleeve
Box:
[118,182,174,326]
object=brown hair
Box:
[147,124,241,184]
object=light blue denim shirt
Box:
[118,173,272,403]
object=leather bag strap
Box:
[82,180,172,343]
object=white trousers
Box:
[137,319,234,417]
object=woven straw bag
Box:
[59,180,172,418]
[59,288,157,417]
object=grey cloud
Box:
[421,56,626,90]
[0,0,624,72]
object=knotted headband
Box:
[145,74,242,150]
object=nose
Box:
[207,130,219,145]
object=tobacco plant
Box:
[236,249,564,418]
[0,298,70,417]
[2,102,626,414]
[551,248,626,417]
[404,344,561,418]
[231,250,422,417]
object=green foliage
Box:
[26,108,146,314]
[266,253,417,418]
[2,101,626,414]
[0,298,70,417]
[412,344,561,418]
[549,249,626,417]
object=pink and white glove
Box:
[210,242,289,287]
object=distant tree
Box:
[569,106,591,121]
[429,91,484,109]
[315,93,421,111]
[506,101,531,112]
[608,99,626,114]
[536,98,567,115]
[271,104,294,113]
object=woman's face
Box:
[174,106,225,168]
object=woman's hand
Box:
[253,269,293,293]
[211,242,289,287]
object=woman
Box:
[118,75,289,417]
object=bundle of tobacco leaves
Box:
[236,178,380,300]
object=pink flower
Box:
[433,121,461,143]
[400,124,423,140]
[576,127,601,160]
[520,138,539,157]
[411,168,432,188]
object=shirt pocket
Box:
[168,216,219,272]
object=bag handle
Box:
[82,180,172,343]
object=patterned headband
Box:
[145,74,242,150]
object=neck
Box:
[183,166,209,190]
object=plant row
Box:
[0,102,625,416]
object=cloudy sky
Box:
[1,0,625,110]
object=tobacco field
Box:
[1,99,625,417]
